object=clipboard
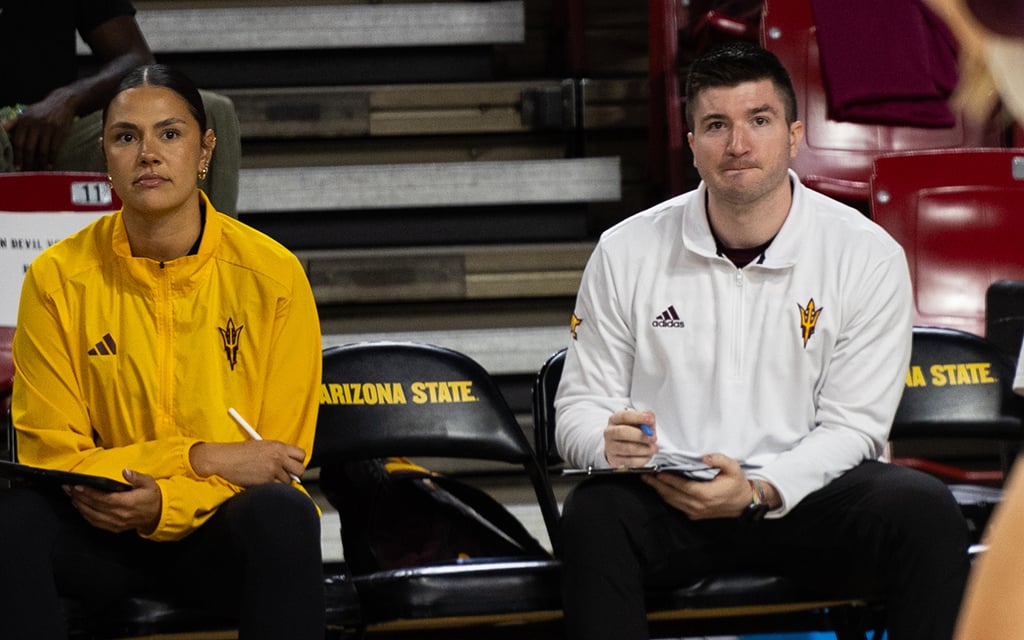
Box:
[0,460,132,492]
[563,452,760,482]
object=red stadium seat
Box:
[870,148,1024,337]
[761,0,1004,211]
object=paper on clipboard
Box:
[563,451,760,482]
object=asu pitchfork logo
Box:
[218,318,244,370]
[797,298,823,348]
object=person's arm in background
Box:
[922,0,1001,124]
[3,15,154,170]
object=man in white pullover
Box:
[555,42,969,640]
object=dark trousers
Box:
[0,482,325,640]
[560,461,970,640]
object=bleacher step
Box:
[82,1,524,53]
[296,242,592,304]
[221,78,648,139]
[236,157,621,213]
[322,325,568,377]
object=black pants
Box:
[560,461,970,640]
[0,482,325,640]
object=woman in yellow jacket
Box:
[0,65,324,639]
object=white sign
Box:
[0,211,107,326]
[69,180,113,207]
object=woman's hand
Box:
[189,440,307,486]
[67,469,162,533]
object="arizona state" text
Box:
[905,362,996,388]
[320,381,478,405]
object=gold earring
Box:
[198,165,208,181]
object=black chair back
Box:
[986,279,1024,363]
[894,327,1024,443]
[314,341,561,552]
[531,347,566,470]
[891,326,1024,543]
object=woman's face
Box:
[102,85,213,217]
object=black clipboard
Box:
[0,460,132,492]
[563,452,760,482]
[562,464,722,481]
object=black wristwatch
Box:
[741,500,769,522]
[740,480,770,522]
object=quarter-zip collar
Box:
[682,169,808,269]
[110,190,223,294]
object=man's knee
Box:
[857,464,968,544]
[561,477,658,543]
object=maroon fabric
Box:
[967,0,1024,38]
[811,0,959,127]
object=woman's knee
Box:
[226,484,321,545]
[0,488,59,537]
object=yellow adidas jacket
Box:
[11,192,322,542]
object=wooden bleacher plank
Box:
[79,1,524,54]
[236,157,621,213]
[221,78,648,139]
[321,325,569,377]
[296,242,593,304]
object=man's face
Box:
[687,79,803,209]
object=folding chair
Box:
[890,327,1024,543]
[761,0,1003,211]
[532,348,885,639]
[313,341,565,637]
[891,327,1024,484]
[870,148,1024,337]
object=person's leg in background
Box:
[53,110,105,173]
[0,127,12,172]
[198,90,240,217]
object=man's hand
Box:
[641,453,752,520]
[189,440,307,487]
[67,468,162,533]
[6,89,79,170]
[604,408,658,468]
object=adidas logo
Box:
[88,333,117,356]
[651,305,685,328]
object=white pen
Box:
[228,407,302,484]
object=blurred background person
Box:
[0,0,240,215]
